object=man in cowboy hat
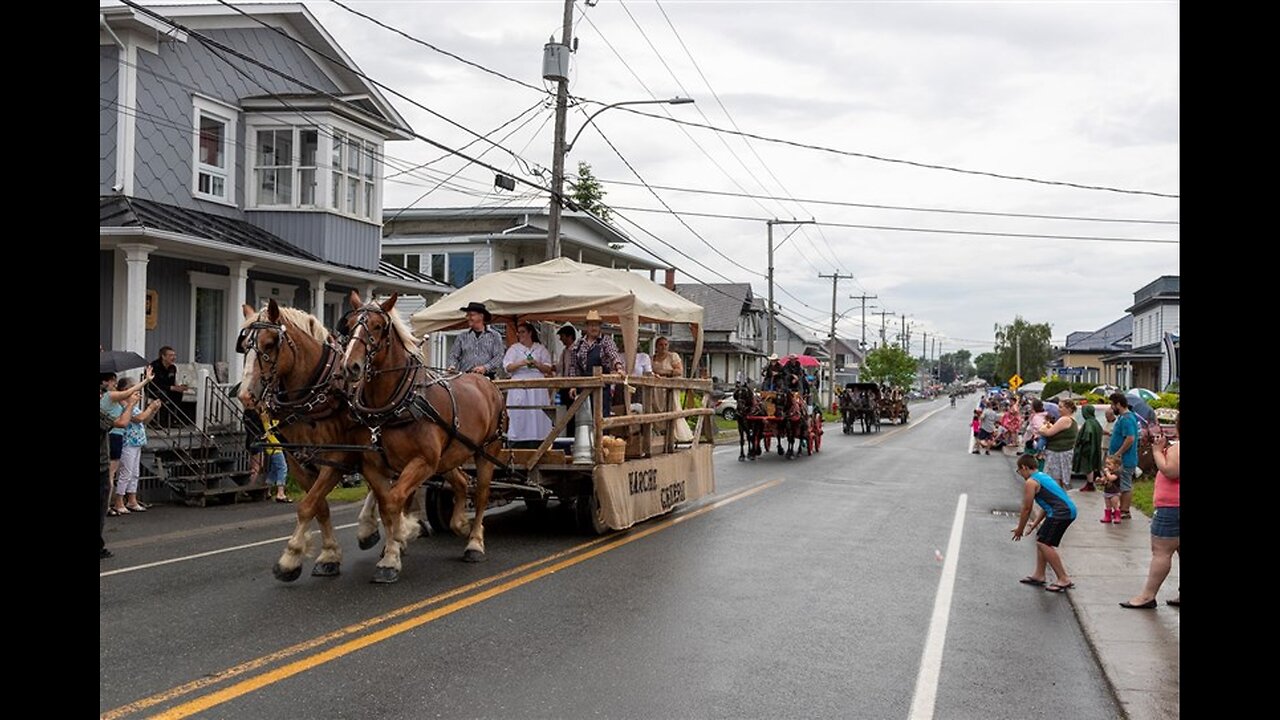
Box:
[567,309,625,417]
[761,353,783,391]
[446,301,505,378]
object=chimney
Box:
[664,268,676,290]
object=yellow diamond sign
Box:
[1009,374,1023,391]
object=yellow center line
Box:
[105,478,783,720]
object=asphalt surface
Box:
[100,396,1177,719]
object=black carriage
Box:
[838,382,882,434]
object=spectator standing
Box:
[99,385,135,558]
[999,400,1023,452]
[1107,392,1141,520]
[1072,403,1105,492]
[976,402,1001,454]
[1121,412,1180,609]
[1010,453,1078,593]
[112,388,161,515]
[258,408,291,502]
[502,321,555,448]
[1040,398,1079,490]
[149,346,189,427]
[101,370,152,511]
[446,302,505,378]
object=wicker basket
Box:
[602,436,626,464]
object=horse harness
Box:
[347,303,510,477]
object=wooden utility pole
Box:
[544,0,576,259]
[820,271,853,411]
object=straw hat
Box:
[584,309,602,323]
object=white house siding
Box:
[475,245,493,278]
[1134,304,1179,349]
[100,46,119,190]
[128,27,340,212]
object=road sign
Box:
[1009,374,1023,391]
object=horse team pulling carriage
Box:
[838,382,910,434]
[733,359,824,461]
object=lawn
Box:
[284,476,369,503]
[1130,475,1154,517]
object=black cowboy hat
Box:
[459,301,492,322]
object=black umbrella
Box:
[100,350,149,374]
[1125,393,1156,425]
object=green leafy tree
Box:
[862,345,917,389]
[974,352,998,384]
[568,161,610,222]
[938,349,974,383]
[993,317,1053,383]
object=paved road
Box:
[101,396,1122,719]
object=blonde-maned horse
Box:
[341,291,507,583]
[237,300,410,581]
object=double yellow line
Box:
[104,478,783,720]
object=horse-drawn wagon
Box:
[736,372,823,460]
[410,257,718,536]
[838,382,881,434]
[879,386,910,425]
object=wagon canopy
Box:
[409,257,705,374]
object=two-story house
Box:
[667,283,765,386]
[1100,275,1180,391]
[99,3,449,390]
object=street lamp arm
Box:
[565,97,694,154]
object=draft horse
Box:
[732,383,763,461]
[776,387,807,459]
[238,301,392,581]
[341,291,507,584]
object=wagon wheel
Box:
[573,492,609,536]
[424,486,454,535]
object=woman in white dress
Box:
[502,321,555,447]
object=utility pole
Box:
[900,316,907,351]
[765,219,814,356]
[544,0,576,259]
[875,310,896,348]
[920,331,927,393]
[820,271,853,411]
[849,293,876,353]
[1016,334,1022,379]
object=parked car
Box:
[713,396,738,420]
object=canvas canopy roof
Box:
[409,257,705,373]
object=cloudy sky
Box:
[144,0,1181,357]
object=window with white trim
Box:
[331,131,377,220]
[192,97,237,203]
[252,127,319,207]
[381,251,474,286]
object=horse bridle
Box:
[244,315,342,421]
[346,303,429,425]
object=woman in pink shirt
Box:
[1120,411,1180,609]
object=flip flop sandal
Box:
[1018,577,1047,586]
[1044,583,1076,593]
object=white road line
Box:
[99,523,361,578]
[907,493,968,720]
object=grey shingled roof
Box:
[672,283,755,332]
[1064,316,1132,352]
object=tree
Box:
[568,161,610,222]
[861,345,917,389]
[993,317,1053,383]
[938,349,974,384]
[974,352,998,384]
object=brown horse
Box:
[237,301,414,581]
[341,291,507,583]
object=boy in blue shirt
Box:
[1011,453,1078,593]
[1107,392,1141,519]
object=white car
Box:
[713,396,738,420]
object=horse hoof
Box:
[462,549,487,563]
[273,563,302,583]
[311,561,341,577]
[371,566,400,584]
[357,530,381,551]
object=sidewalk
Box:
[1064,485,1180,719]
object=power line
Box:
[605,205,1178,245]
[609,106,1179,199]
[597,178,1179,226]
